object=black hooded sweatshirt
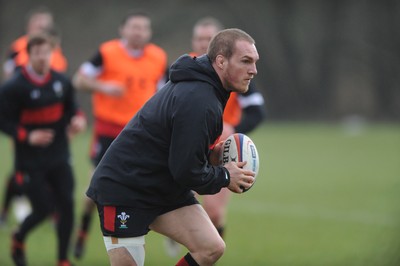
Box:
[87,55,231,208]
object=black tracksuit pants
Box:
[15,162,74,261]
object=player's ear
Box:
[215,55,225,70]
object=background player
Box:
[196,16,266,238]
[0,33,86,266]
[166,17,266,257]
[3,6,67,79]
[72,10,167,259]
[0,6,69,226]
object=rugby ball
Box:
[221,133,259,192]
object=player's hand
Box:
[67,114,87,138]
[224,161,255,193]
[98,82,125,97]
[28,129,55,147]
[220,122,235,141]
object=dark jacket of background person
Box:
[0,67,79,170]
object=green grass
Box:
[1,122,400,265]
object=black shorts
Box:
[90,135,115,166]
[96,197,199,238]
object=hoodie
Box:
[87,55,231,208]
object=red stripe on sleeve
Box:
[103,206,116,232]
[17,127,28,142]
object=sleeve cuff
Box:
[222,167,230,187]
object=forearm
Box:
[73,73,102,93]
[0,120,28,143]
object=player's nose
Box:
[249,63,257,76]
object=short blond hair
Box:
[207,28,255,62]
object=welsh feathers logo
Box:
[117,212,130,229]
[53,81,63,97]
[30,89,41,99]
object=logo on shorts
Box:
[117,212,130,229]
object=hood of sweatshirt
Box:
[169,54,230,102]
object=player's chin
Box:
[234,84,249,94]
[242,85,250,93]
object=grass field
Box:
[0,122,399,266]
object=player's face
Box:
[121,16,152,49]
[29,43,53,75]
[221,40,259,93]
[192,25,219,55]
[27,14,54,35]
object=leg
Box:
[1,172,26,224]
[104,236,145,266]
[1,174,15,224]
[150,204,225,265]
[96,204,148,266]
[202,187,231,238]
[81,196,96,231]
[12,170,53,265]
[74,193,96,258]
[15,171,53,240]
[164,189,231,257]
[108,248,138,266]
[75,134,114,259]
[48,163,74,263]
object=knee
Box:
[198,238,226,264]
[211,239,226,261]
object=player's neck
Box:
[26,64,49,82]
[120,39,144,58]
